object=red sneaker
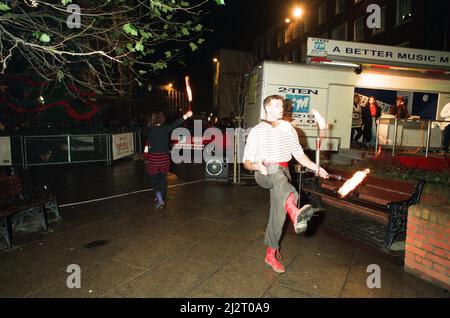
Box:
[285,193,314,233]
[264,247,285,273]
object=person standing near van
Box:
[243,95,329,274]
[145,110,193,210]
[351,94,363,144]
[440,102,450,153]
[389,96,410,119]
[362,96,381,148]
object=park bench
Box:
[0,171,60,249]
[296,168,425,249]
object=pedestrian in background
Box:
[351,94,363,144]
[362,96,381,149]
[145,110,193,210]
[440,102,450,154]
[389,96,410,119]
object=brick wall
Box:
[405,204,450,289]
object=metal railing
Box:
[375,118,448,157]
[22,134,111,169]
[5,130,146,169]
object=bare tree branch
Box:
[0,0,218,94]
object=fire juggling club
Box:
[185,75,193,112]
[311,109,327,176]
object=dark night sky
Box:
[159,0,295,113]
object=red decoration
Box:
[0,80,98,121]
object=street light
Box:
[293,7,303,18]
[285,7,303,24]
[213,57,218,63]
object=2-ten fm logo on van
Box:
[286,94,311,113]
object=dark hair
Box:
[263,95,284,113]
[392,97,409,119]
[150,111,165,126]
[365,96,377,107]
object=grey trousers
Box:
[255,168,299,249]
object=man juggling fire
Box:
[243,95,329,274]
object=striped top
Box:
[243,121,304,163]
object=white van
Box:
[244,60,450,151]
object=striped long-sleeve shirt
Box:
[243,121,304,163]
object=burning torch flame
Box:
[337,169,371,198]
[185,76,193,102]
[311,109,327,131]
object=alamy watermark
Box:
[169,121,252,164]
[66,264,81,289]
[66,4,81,29]
[366,4,381,29]
[366,264,381,289]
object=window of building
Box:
[372,5,387,35]
[266,36,272,55]
[285,27,290,44]
[318,3,327,25]
[354,16,365,41]
[293,22,301,39]
[285,24,294,43]
[335,0,345,15]
[331,22,347,40]
[396,0,412,25]
[301,42,307,62]
[304,15,311,33]
[292,48,299,63]
[319,31,329,39]
[278,30,284,48]
[253,46,258,61]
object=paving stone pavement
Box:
[0,160,448,298]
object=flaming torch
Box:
[311,109,327,176]
[185,76,193,112]
[337,169,371,198]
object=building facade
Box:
[252,0,450,65]
[212,49,252,120]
